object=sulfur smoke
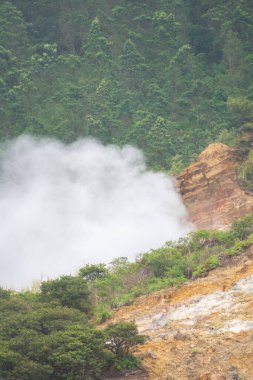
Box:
[0,136,192,289]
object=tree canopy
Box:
[1,0,253,169]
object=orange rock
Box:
[105,248,253,380]
[177,143,253,229]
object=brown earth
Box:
[104,247,253,380]
[177,143,253,229]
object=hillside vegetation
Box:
[1,0,253,169]
[1,215,253,379]
[1,1,253,378]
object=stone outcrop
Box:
[177,143,253,229]
[106,247,253,380]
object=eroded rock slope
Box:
[107,247,253,379]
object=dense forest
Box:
[1,0,253,169]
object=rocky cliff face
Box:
[177,143,253,229]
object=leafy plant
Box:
[105,322,145,355]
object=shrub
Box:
[205,255,220,270]
[78,264,108,282]
[238,151,253,191]
[213,230,234,247]
[105,322,145,356]
[40,276,92,313]
[192,255,219,277]
[230,214,253,240]
[226,234,253,256]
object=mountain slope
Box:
[106,246,253,379]
[2,0,253,169]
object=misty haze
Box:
[0,136,192,289]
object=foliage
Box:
[105,322,145,355]
[40,276,92,313]
[1,1,253,375]
[238,150,253,192]
[226,234,253,256]
[1,216,253,378]
[215,129,238,147]
[169,154,185,175]
[1,0,253,167]
[230,214,253,240]
[227,97,253,122]
[192,255,220,277]
[87,215,253,321]
[78,264,108,282]
[0,294,144,379]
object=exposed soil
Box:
[105,247,253,379]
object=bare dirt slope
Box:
[106,247,253,379]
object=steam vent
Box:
[177,143,253,229]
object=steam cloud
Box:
[0,136,192,289]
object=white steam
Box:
[0,136,192,289]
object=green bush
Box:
[40,276,92,313]
[105,322,145,356]
[110,355,141,371]
[226,234,253,256]
[230,214,253,240]
[192,265,205,278]
[0,295,144,380]
[205,255,220,270]
[213,230,234,247]
[238,151,253,192]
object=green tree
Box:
[146,116,172,168]
[126,113,155,149]
[169,154,185,175]
[0,1,28,57]
[47,326,109,380]
[31,43,58,71]
[152,11,179,46]
[120,39,146,77]
[78,264,108,282]
[222,29,246,91]
[40,276,92,313]
[230,214,253,240]
[227,96,253,123]
[105,322,145,355]
[85,114,108,141]
[83,17,112,64]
